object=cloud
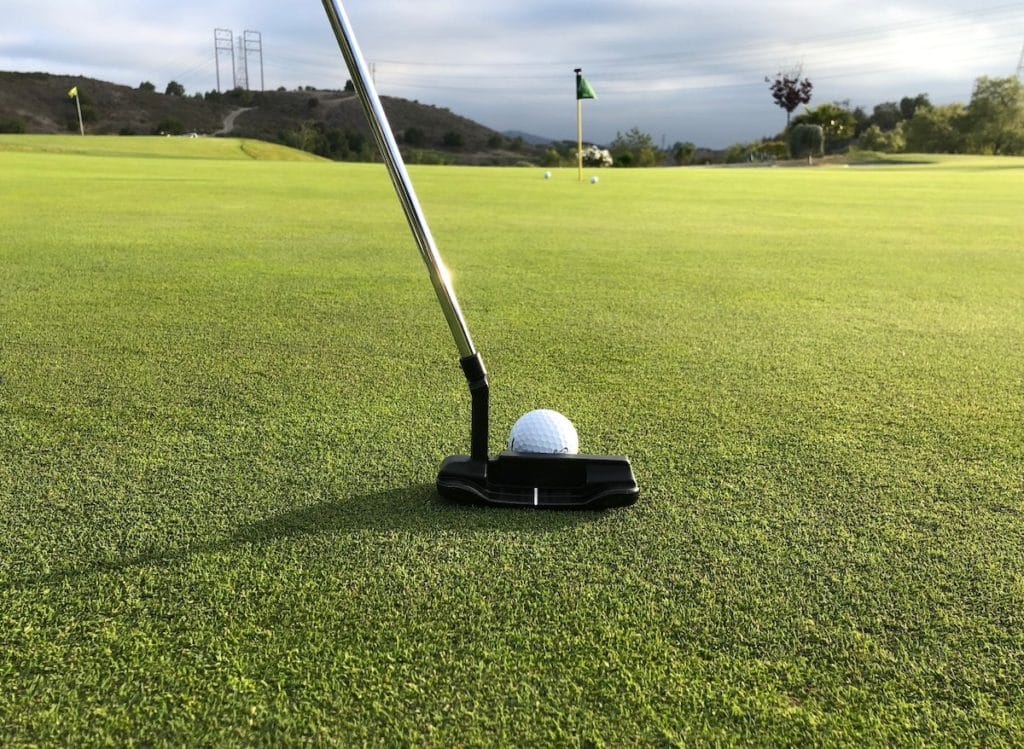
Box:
[2,0,1022,147]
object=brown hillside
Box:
[0,72,230,135]
[0,72,547,165]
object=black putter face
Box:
[437,452,639,510]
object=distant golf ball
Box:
[544,171,552,179]
[507,409,579,455]
[590,175,599,184]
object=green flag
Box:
[576,74,596,100]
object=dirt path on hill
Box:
[216,107,254,135]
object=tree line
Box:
[581,72,1024,167]
[121,73,1024,164]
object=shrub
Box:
[404,127,425,146]
[441,131,464,149]
[154,119,185,135]
[787,124,824,162]
[0,118,26,133]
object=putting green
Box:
[1,137,1022,745]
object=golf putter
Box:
[321,0,638,509]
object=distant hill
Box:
[503,130,554,146]
[0,71,547,165]
[0,72,230,135]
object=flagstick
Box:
[576,97,583,183]
[74,93,84,135]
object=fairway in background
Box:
[1,140,1022,745]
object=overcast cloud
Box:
[2,1,1022,147]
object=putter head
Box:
[437,452,639,510]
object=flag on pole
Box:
[574,69,596,181]
[68,85,84,135]
[576,74,596,100]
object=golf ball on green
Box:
[507,409,579,454]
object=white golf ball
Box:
[544,171,552,179]
[590,175,599,184]
[507,409,579,454]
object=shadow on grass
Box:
[9,484,600,588]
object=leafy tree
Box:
[791,102,856,149]
[542,148,562,167]
[903,104,966,153]
[403,127,425,146]
[858,124,905,153]
[671,141,696,165]
[138,81,155,92]
[787,124,824,163]
[344,80,355,93]
[609,127,657,167]
[899,93,930,121]
[441,130,464,149]
[164,80,185,96]
[851,106,871,136]
[870,102,902,131]
[766,68,813,126]
[963,76,1024,155]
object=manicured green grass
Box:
[1,138,1022,746]
[0,133,326,161]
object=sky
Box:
[2,1,1022,147]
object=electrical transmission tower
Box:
[234,35,248,90]
[212,28,264,92]
[243,31,264,92]
[214,29,234,93]
[1017,39,1024,80]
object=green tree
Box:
[899,93,930,121]
[404,127,425,146]
[903,103,966,153]
[870,101,902,131]
[858,124,905,153]
[609,127,657,167]
[441,131,464,149]
[671,141,696,165]
[787,124,824,163]
[851,106,871,136]
[138,81,156,92]
[963,76,1024,155]
[164,80,185,97]
[791,102,856,149]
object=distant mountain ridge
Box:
[502,130,555,146]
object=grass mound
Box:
[0,133,325,161]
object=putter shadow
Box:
[8,484,601,588]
